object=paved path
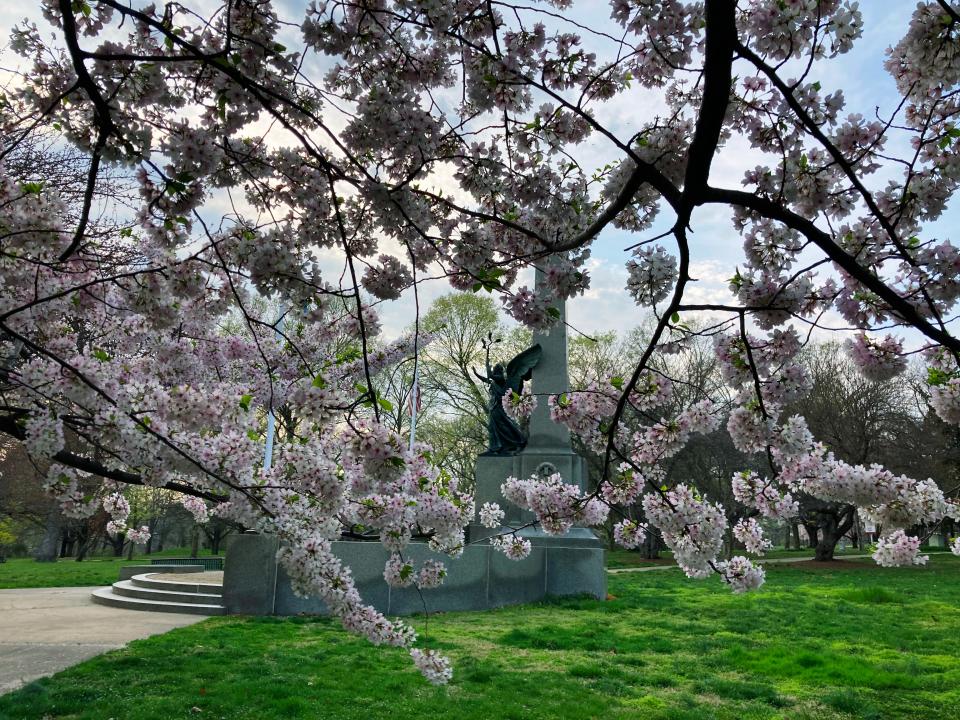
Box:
[0,586,206,694]
[607,551,953,574]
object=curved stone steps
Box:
[111,579,223,605]
[130,573,223,596]
[90,573,225,616]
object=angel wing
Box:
[504,343,542,395]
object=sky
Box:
[1,1,954,345]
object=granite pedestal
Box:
[223,527,605,617]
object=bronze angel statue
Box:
[473,338,542,455]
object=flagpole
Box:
[263,304,286,471]
[408,361,419,453]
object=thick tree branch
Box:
[701,186,960,353]
[0,413,227,503]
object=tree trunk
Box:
[723,525,735,559]
[210,530,222,555]
[641,528,660,559]
[803,523,819,549]
[126,537,135,560]
[791,523,801,550]
[814,525,839,561]
[60,534,73,558]
[33,503,62,562]
[190,529,200,559]
[813,509,855,562]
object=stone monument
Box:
[468,266,606,597]
[223,266,606,616]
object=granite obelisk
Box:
[470,262,605,600]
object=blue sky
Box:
[1,2,952,344]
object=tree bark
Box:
[641,528,660,559]
[803,523,819,549]
[813,509,855,562]
[33,503,61,562]
[814,521,839,561]
[209,528,224,555]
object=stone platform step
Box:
[90,573,225,616]
[132,573,223,596]
[111,579,223,605]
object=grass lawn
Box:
[606,546,871,569]
[2,557,959,719]
[0,547,222,589]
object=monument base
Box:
[223,529,606,617]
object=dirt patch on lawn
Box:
[790,559,876,570]
[608,557,676,569]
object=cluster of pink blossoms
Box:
[501,385,538,422]
[733,518,772,556]
[625,245,677,306]
[612,519,646,550]
[478,502,506,529]
[490,534,533,560]
[642,485,729,579]
[872,530,928,567]
[502,472,608,536]
[846,334,907,382]
[180,495,210,524]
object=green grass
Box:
[606,546,885,569]
[0,547,222,589]
[3,556,960,719]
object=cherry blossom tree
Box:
[3,0,960,682]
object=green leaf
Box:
[239,394,252,411]
[92,348,111,362]
[547,307,561,319]
[928,367,954,387]
[311,374,327,389]
[247,429,260,441]
[610,376,624,390]
[377,397,394,412]
[336,347,362,365]
[670,312,680,324]
[20,182,43,195]
[119,227,133,238]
